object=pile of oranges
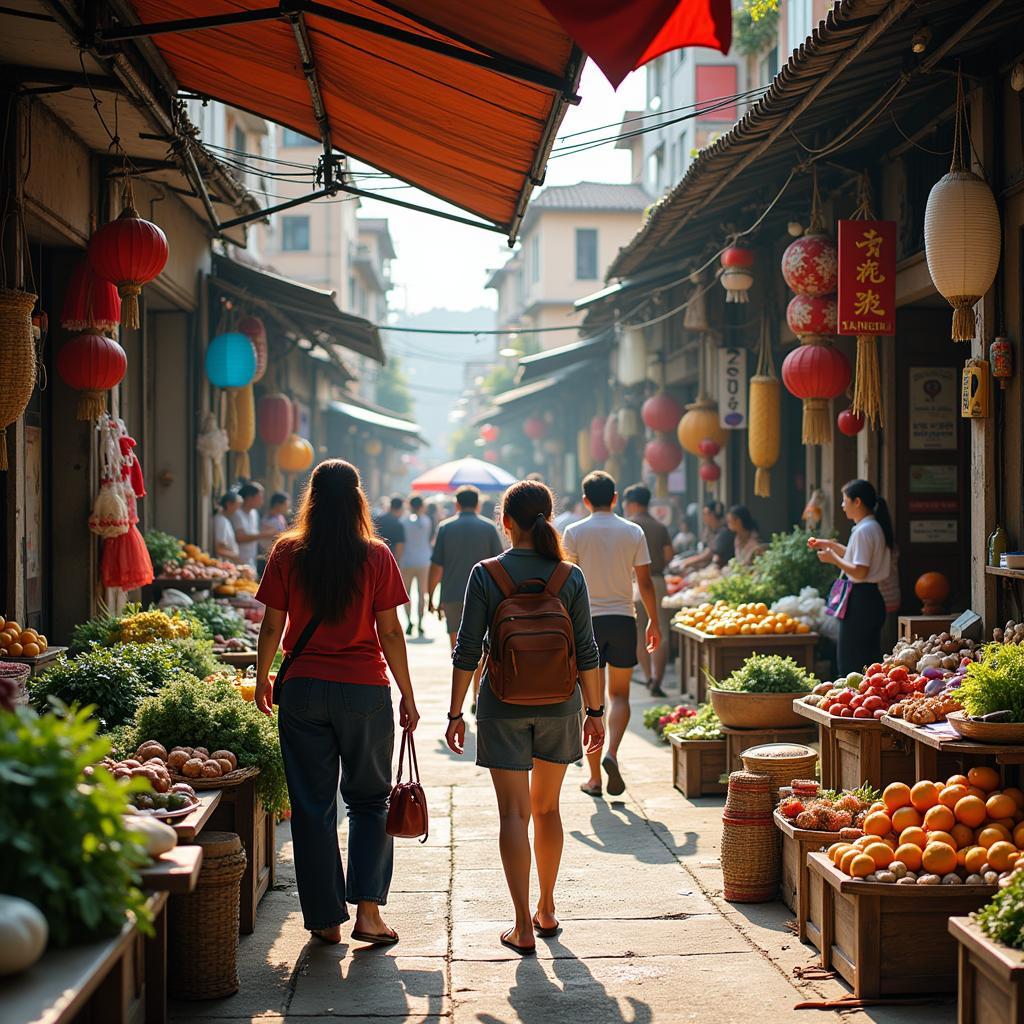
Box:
[0,616,48,659]
[829,766,1024,883]
[674,601,810,637]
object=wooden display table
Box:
[216,649,258,668]
[671,623,817,703]
[773,811,833,939]
[898,614,956,641]
[668,733,727,798]
[794,699,915,791]
[171,789,222,842]
[721,723,817,775]
[950,916,1024,1024]
[882,715,1024,784]
[806,852,996,997]
[1,647,68,677]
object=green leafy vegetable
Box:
[706,563,775,606]
[144,529,185,569]
[975,870,1024,949]
[714,653,817,694]
[0,702,153,945]
[959,644,1024,722]
[188,600,246,640]
[663,703,723,741]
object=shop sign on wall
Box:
[908,367,957,450]
[718,346,747,428]
[909,464,957,493]
[837,220,897,336]
[909,519,957,544]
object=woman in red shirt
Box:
[255,460,419,947]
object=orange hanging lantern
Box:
[676,397,726,456]
[277,433,314,474]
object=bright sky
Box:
[356,61,646,316]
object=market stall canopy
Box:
[328,399,424,445]
[104,0,587,240]
[411,457,517,493]
[211,254,383,364]
[515,332,612,384]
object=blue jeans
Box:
[277,677,395,930]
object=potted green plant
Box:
[708,653,817,729]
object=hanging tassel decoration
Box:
[849,174,884,428]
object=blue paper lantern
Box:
[206,332,256,388]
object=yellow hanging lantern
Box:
[577,429,593,475]
[676,397,726,456]
[277,433,314,473]
[747,378,781,498]
[225,383,255,479]
[365,438,383,457]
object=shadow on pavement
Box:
[569,799,698,862]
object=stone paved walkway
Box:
[171,617,955,1023]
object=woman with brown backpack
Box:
[444,480,604,955]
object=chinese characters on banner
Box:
[718,346,747,428]
[837,220,897,336]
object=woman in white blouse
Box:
[808,479,893,675]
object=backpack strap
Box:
[544,561,573,597]
[482,558,517,598]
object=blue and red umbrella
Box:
[410,457,517,494]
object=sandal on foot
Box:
[602,755,625,796]
[532,916,561,938]
[310,929,342,945]
[351,927,399,946]
[579,782,602,797]
[500,929,536,956]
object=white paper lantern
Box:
[617,326,648,386]
[616,405,642,439]
[720,267,754,303]
[924,168,1001,342]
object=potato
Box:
[137,742,167,762]
[193,747,209,760]
[200,760,222,779]
[941,873,962,885]
[211,750,237,770]
[215,758,234,775]
[166,750,190,772]
[917,874,941,885]
[181,758,205,779]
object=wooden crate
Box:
[794,700,915,791]
[805,852,996,997]
[773,811,834,939]
[207,773,275,934]
[670,624,818,704]
[722,723,818,775]
[950,916,1024,1024]
[669,734,727,798]
[898,614,956,641]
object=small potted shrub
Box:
[708,654,816,729]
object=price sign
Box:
[718,346,747,429]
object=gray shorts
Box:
[476,711,584,772]
[442,602,463,634]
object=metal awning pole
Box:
[284,6,334,179]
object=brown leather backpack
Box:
[482,558,578,706]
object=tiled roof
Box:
[529,181,651,212]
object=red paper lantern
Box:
[781,233,838,297]
[88,205,168,330]
[720,244,755,304]
[782,341,852,445]
[56,333,127,421]
[480,423,500,443]
[641,392,684,433]
[644,438,682,474]
[257,393,293,446]
[837,407,865,436]
[697,438,721,458]
[523,416,547,441]
[699,460,721,482]
[237,315,268,383]
[786,294,837,339]
[603,414,626,455]
[720,244,755,268]
[483,448,498,463]
[590,429,609,463]
[60,260,121,332]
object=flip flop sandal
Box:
[351,928,400,946]
[500,930,536,956]
[579,782,603,797]
[532,916,561,938]
[309,929,342,945]
[602,755,625,796]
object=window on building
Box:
[233,124,246,155]
[647,57,663,111]
[281,215,310,251]
[530,234,540,283]
[760,46,779,87]
[575,228,598,280]
[647,145,664,194]
[787,0,814,53]
[282,127,314,147]
[696,65,738,122]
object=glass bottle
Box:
[988,524,1008,567]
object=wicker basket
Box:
[740,743,818,803]
[0,288,38,471]
[169,830,247,999]
[721,770,780,903]
[169,764,259,791]
[0,661,30,705]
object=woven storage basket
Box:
[169,764,259,791]
[740,744,818,803]
[0,661,30,705]
[721,771,780,902]
[169,830,247,1000]
[0,288,38,471]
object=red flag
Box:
[540,0,732,89]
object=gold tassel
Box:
[951,302,976,343]
[120,285,141,330]
[754,467,771,498]
[802,399,832,445]
[851,335,883,429]
[77,390,109,422]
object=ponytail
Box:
[502,479,567,562]
[531,513,565,562]
[843,478,894,548]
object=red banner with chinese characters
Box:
[837,220,896,336]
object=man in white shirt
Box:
[213,491,241,562]
[564,471,661,798]
[232,482,276,570]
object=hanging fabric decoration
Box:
[88,417,130,538]
[0,288,38,471]
[237,315,268,383]
[924,70,1001,343]
[60,260,121,332]
[747,316,781,498]
[225,384,256,480]
[55,333,127,421]
[87,179,168,330]
[196,411,229,497]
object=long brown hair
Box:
[275,459,376,621]
[501,480,565,562]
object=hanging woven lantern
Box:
[748,377,780,497]
[206,332,257,388]
[226,384,256,479]
[577,429,594,475]
[603,414,627,455]
[236,315,268,382]
[641,391,683,433]
[720,245,755,303]
[781,340,852,445]
[780,233,838,297]
[0,289,38,471]
[60,260,121,332]
[837,407,865,436]
[990,337,1014,390]
[55,333,127,421]
[617,326,648,386]
[786,294,837,340]
[87,203,168,330]
[277,433,314,474]
[682,273,710,332]
[257,393,292,446]
[480,423,500,443]
[523,415,547,441]
[677,397,726,456]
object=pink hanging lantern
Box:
[641,392,684,433]
[644,438,683,474]
[523,416,547,441]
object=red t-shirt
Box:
[256,540,409,685]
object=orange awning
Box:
[109,1,584,240]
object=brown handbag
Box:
[386,728,428,843]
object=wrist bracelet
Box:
[585,706,605,718]
[447,712,464,721]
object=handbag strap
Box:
[290,613,322,659]
[395,728,420,784]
